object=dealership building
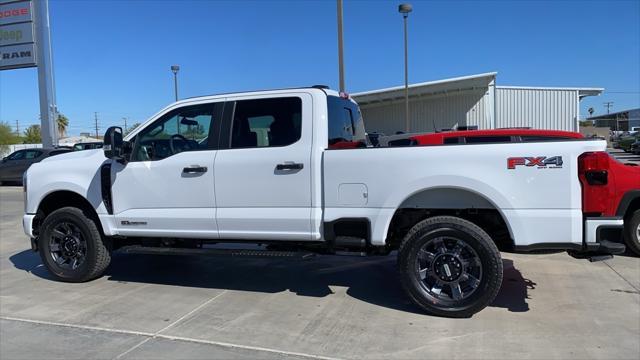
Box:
[587,108,640,132]
[352,72,603,135]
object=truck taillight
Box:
[578,152,613,216]
[579,152,609,185]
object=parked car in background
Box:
[630,140,640,155]
[0,148,72,185]
[616,133,639,152]
[366,132,384,147]
[404,129,583,146]
[73,142,103,151]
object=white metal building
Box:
[352,72,603,134]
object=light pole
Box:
[337,0,345,93]
[399,3,412,132]
[171,65,180,101]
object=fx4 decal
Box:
[507,156,563,169]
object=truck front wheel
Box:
[38,207,111,282]
[398,216,503,318]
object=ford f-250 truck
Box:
[22,87,626,317]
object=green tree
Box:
[124,123,141,136]
[0,121,20,154]
[56,113,69,138]
[23,125,42,143]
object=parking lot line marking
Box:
[0,316,156,337]
[603,261,640,292]
[1,314,343,360]
[153,334,343,360]
[114,290,229,359]
[113,337,151,360]
[156,290,228,334]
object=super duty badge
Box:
[507,156,563,169]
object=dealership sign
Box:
[0,0,36,70]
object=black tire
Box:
[624,210,640,256]
[398,216,503,318]
[38,207,111,282]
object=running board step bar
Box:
[334,236,366,248]
[118,245,317,259]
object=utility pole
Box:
[604,101,614,114]
[34,0,58,147]
[94,112,99,138]
[15,120,19,136]
[337,0,345,93]
[122,117,128,132]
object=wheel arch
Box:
[386,186,515,250]
[33,190,103,237]
[617,190,640,218]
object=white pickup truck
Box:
[22,87,626,317]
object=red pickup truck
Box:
[389,129,640,255]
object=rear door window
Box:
[25,150,43,159]
[229,97,302,149]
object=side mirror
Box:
[103,127,124,161]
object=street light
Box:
[171,65,180,102]
[399,3,412,132]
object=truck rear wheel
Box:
[398,216,503,318]
[38,207,111,282]
[624,210,640,256]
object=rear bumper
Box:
[515,216,625,254]
[584,217,623,244]
[584,217,625,254]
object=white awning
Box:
[352,72,497,105]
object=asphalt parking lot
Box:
[0,186,639,360]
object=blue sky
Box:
[1,0,639,136]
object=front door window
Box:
[133,104,216,161]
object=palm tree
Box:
[56,114,69,138]
[23,125,41,143]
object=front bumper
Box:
[23,214,39,251]
[23,214,36,238]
